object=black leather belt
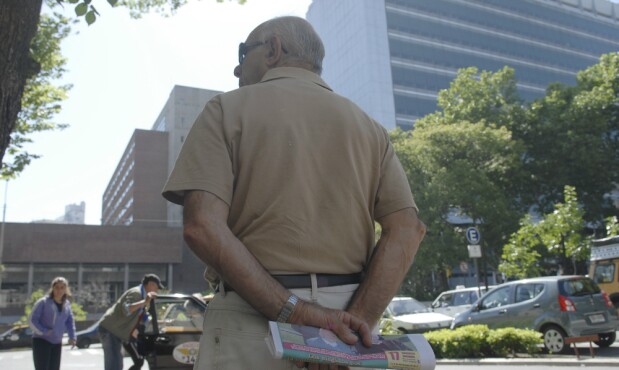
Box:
[218,272,363,292]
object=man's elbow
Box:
[183,222,204,248]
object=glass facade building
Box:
[307,0,619,130]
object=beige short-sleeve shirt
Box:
[163,67,416,274]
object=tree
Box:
[500,185,590,278]
[2,11,72,179]
[393,67,527,297]
[392,120,522,298]
[518,53,619,223]
[606,216,619,237]
[19,289,87,324]
[0,0,245,177]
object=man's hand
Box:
[145,291,157,306]
[289,299,372,370]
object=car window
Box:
[388,299,428,315]
[532,283,544,297]
[146,297,205,334]
[434,293,453,308]
[480,286,510,309]
[453,292,472,305]
[593,264,615,284]
[559,278,601,297]
[515,284,535,303]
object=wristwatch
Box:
[276,294,299,323]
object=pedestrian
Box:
[98,273,164,370]
[29,277,77,370]
[162,16,426,370]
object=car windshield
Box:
[389,299,429,316]
[559,278,601,297]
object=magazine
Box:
[266,321,435,370]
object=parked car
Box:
[75,322,101,349]
[381,297,453,334]
[431,285,495,317]
[451,275,619,353]
[139,293,207,369]
[0,324,33,349]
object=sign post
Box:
[465,227,482,297]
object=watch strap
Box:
[276,294,299,323]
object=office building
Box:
[0,86,221,323]
[307,0,619,130]
[102,85,221,227]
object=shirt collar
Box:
[259,67,333,92]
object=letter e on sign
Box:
[466,227,481,245]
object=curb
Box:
[436,356,619,367]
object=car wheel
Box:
[595,332,616,348]
[77,338,91,349]
[543,325,568,354]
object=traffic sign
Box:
[466,227,481,245]
[468,244,482,258]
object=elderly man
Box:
[162,16,425,370]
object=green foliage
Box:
[606,216,619,237]
[2,12,72,179]
[392,117,523,297]
[19,289,45,324]
[423,325,542,358]
[378,318,400,335]
[486,327,543,357]
[519,53,619,222]
[499,214,544,279]
[19,289,87,324]
[500,185,590,278]
[55,0,247,24]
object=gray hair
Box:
[257,16,325,75]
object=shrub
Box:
[423,325,542,358]
[486,327,543,357]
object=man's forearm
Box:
[183,191,373,347]
[347,208,426,325]
[183,191,292,320]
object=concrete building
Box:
[0,86,221,323]
[0,222,182,321]
[307,0,619,130]
[102,129,169,226]
[102,86,222,227]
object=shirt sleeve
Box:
[162,96,234,206]
[121,289,144,317]
[374,129,418,219]
[28,298,47,335]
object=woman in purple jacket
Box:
[29,277,77,370]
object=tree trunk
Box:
[0,0,43,168]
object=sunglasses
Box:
[238,41,288,65]
[238,41,267,65]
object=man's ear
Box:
[266,36,285,67]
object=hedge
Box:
[422,325,543,358]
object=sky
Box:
[3,0,312,225]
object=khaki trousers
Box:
[193,282,373,370]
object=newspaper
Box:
[266,321,436,370]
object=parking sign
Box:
[466,227,481,245]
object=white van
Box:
[431,285,494,317]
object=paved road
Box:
[1,337,618,369]
[0,344,149,370]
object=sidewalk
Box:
[436,345,619,367]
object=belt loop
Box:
[310,273,318,303]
